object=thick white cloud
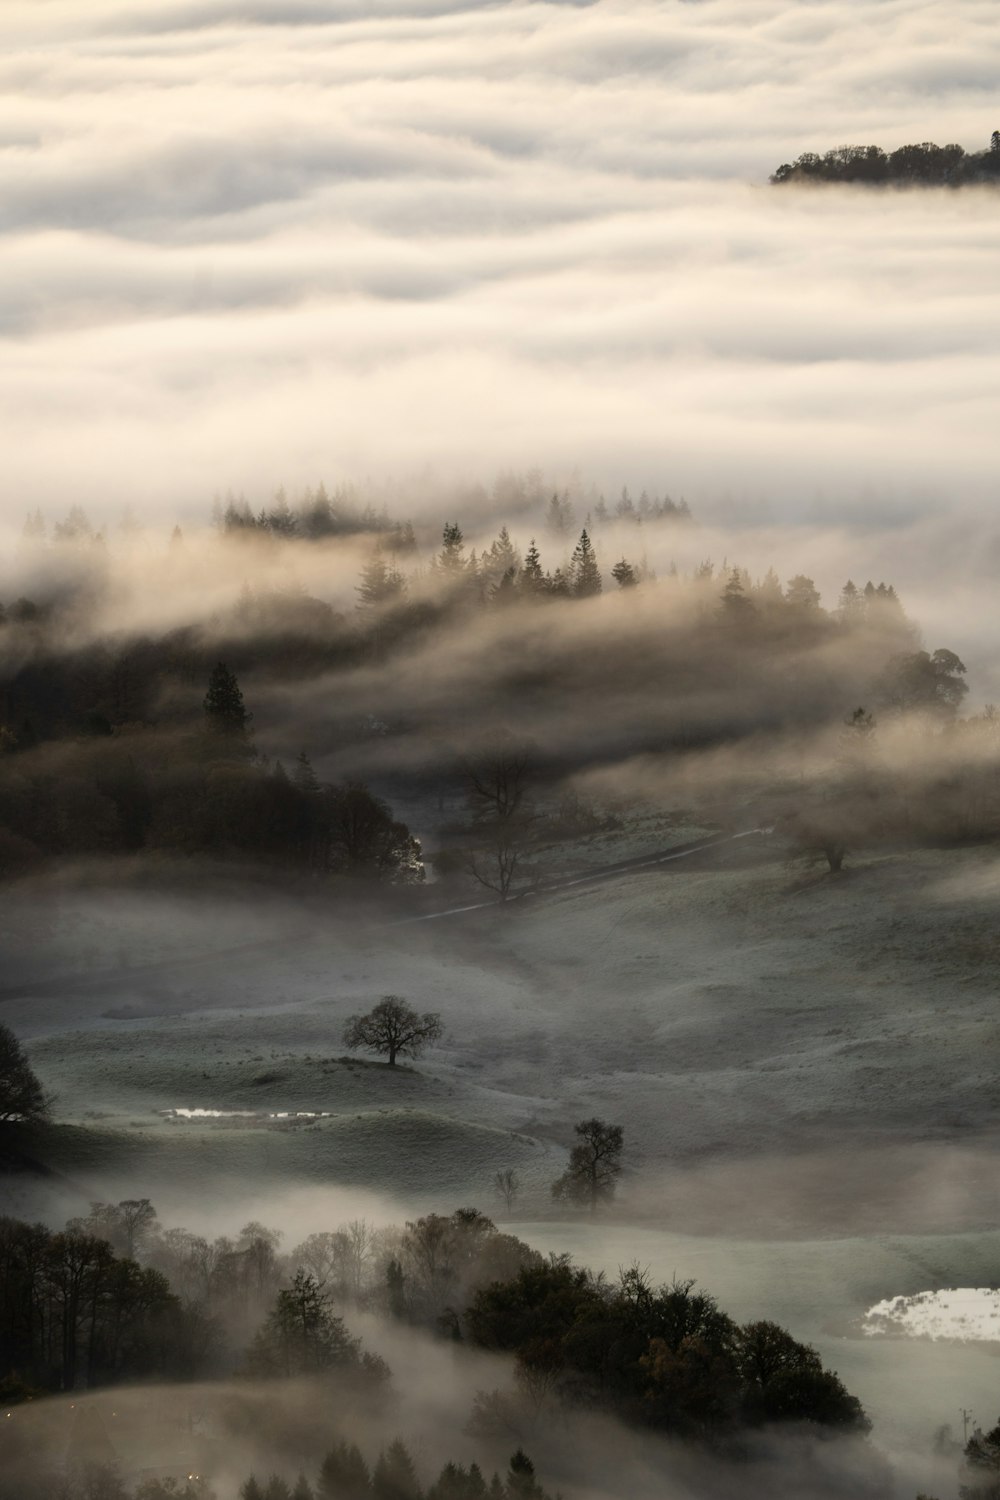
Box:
[0,0,997,520]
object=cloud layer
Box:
[1,0,998,519]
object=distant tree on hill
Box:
[343,996,443,1068]
[494,1168,521,1214]
[611,558,638,589]
[551,1118,623,1210]
[0,1024,48,1125]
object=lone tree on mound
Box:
[551,1118,623,1211]
[343,996,443,1068]
[0,1023,48,1125]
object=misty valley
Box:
[1,490,999,1500]
[4,0,1000,1494]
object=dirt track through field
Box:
[403,827,773,922]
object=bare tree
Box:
[118,1199,158,1260]
[461,734,536,901]
[494,1168,521,1215]
[462,736,533,825]
[343,996,443,1068]
[551,1119,624,1211]
[467,827,526,902]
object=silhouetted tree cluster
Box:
[771,134,1000,186]
[216,482,417,549]
[0,664,422,883]
[466,1262,869,1441]
[238,1441,556,1500]
[0,1215,208,1393]
[382,1209,539,1328]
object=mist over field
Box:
[2,4,1000,1500]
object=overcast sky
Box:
[1,0,998,522]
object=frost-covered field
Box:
[5,836,1000,1468]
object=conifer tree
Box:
[372,1439,421,1500]
[484,526,518,588]
[506,1452,543,1499]
[247,1271,361,1376]
[720,568,754,619]
[357,553,407,610]
[437,522,466,574]
[203,662,252,739]
[519,540,546,597]
[754,567,784,606]
[317,1442,371,1500]
[837,580,864,623]
[611,558,637,589]
[544,492,573,537]
[293,752,320,794]
[569,529,602,598]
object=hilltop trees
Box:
[343,997,443,1068]
[770,135,1000,186]
[0,1025,47,1126]
[551,1118,624,1210]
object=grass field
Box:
[4,834,1000,1489]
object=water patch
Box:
[160,1108,331,1122]
[863,1288,1000,1342]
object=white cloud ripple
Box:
[1,0,998,518]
